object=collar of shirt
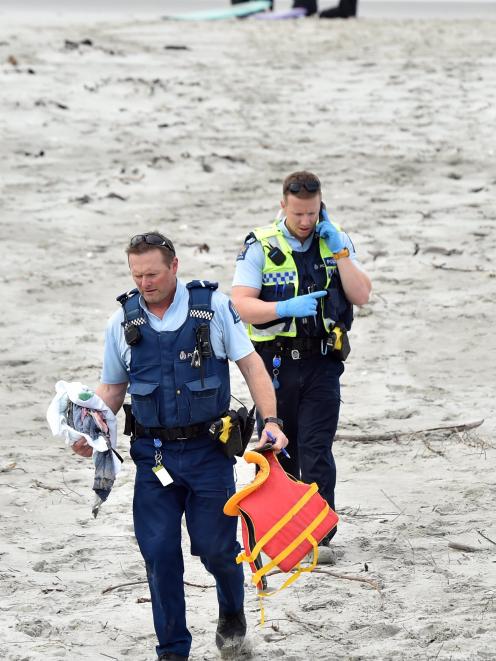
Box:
[137,279,188,332]
[276,218,315,253]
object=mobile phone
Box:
[319,201,327,222]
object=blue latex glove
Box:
[315,209,344,253]
[276,291,327,318]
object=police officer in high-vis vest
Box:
[232,171,371,547]
[72,232,288,661]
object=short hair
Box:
[282,171,322,199]
[126,231,176,266]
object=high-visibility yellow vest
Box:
[247,222,343,342]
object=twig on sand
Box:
[103,578,215,594]
[32,479,65,493]
[448,541,482,553]
[477,530,496,547]
[104,567,381,597]
[184,580,215,588]
[266,567,382,591]
[433,642,445,660]
[431,261,494,274]
[0,462,27,473]
[102,579,148,594]
[335,419,484,443]
[285,610,336,640]
[61,470,84,497]
[422,437,446,456]
[380,489,405,520]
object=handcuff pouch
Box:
[209,405,256,458]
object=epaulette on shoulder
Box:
[116,288,139,306]
[253,223,280,241]
[186,280,218,291]
[244,231,257,244]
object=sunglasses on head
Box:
[130,233,175,253]
[285,180,321,194]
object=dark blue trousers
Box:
[259,351,344,512]
[130,435,244,659]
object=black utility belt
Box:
[255,338,325,359]
[254,328,350,362]
[132,409,255,459]
[134,421,210,442]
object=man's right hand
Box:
[275,290,327,318]
[72,437,93,458]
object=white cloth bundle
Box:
[47,380,122,516]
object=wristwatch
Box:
[333,247,350,260]
[264,416,284,430]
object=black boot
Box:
[293,1,318,16]
[320,0,357,18]
[319,527,337,546]
[158,654,188,661]
[232,0,274,7]
[216,609,247,657]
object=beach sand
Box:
[1,10,495,661]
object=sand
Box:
[1,9,495,661]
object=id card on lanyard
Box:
[152,438,173,487]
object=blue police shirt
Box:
[101,279,253,384]
[232,218,360,289]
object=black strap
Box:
[134,421,211,441]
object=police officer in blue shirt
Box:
[232,171,371,548]
[72,232,288,661]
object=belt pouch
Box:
[123,403,135,437]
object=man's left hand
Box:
[257,423,288,453]
[315,211,344,254]
[72,437,93,458]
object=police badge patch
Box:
[236,243,249,261]
[228,300,241,324]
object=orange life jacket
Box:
[224,450,338,593]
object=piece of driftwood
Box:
[335,419,484,443]
[103,578,214,594]
[267,567,382,591]
[448,541,481,553]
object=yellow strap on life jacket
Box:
[236,482,319,566]
[250,503,330,587]
[257,536,320,626]
[259,536,319,598]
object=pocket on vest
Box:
[260,282,295,303]
[128,381,160,427]
[184,375,222,422]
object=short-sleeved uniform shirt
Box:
[232,218,361,290]
[101,279,253,385]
